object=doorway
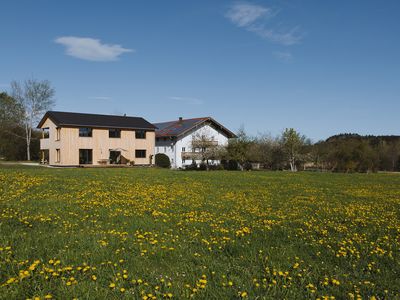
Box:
[109,150,121,164]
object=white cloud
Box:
[225,3,272,27]
[168,96,203,105]
[55,36,133,61]
[273,51,293,62]
[225,2,302,46]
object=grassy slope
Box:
[0,166,399,299]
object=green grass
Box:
[0,166,399,299]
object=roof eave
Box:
[58,124,156,131]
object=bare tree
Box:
[11,79,55,160]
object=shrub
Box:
[243,162,253,171]
[222,160,240,170]
[155,153,171,168]
[198,163,207,171]
[184,162,198,171]
[208,164,224,171]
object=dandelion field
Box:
[0,166,399,300]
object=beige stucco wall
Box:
[39,118,155,166]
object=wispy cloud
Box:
[88,96,112,101]
[55,36,133,61]
[168,96,203,105]
[273,51,293,62]
[225,3,274,27]
[225,2,302,46]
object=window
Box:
[135,149,146,158]
[43,128,49,139]
[79,149,92,164]
[56,128,61,140]
[79,128,92,137]
[182,147,186,152]
[56,149,60,163]
[109,129,121,138]
[135,130,146,139]
[182,159,186,164]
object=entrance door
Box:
[79,149,93,164]
[109,150,121,164]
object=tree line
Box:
[1,79,399,172]
[203,130,400,173]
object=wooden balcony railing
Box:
[191,140,218,147]
[181,152,203,160]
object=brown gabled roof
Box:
[37,111,156,130]
[153,117,237,138]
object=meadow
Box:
[0,166,399,300]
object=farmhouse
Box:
[154,117,236,168]
[37,111,156,166]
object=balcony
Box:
[191,140,218,147]
[181,152,203,160]
[40,138,49,149]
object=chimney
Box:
[179,117,183,122]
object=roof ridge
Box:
[49,110,143,119]
[154,117,209,125]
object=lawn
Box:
[0,166,399,299]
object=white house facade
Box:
[153,117,236,168]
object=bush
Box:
[222,160,240,170]
[208,164,224,171]
[184,162,198,170]
[155,153,171,168]
[243,162,253,171]
[198,163,207,171]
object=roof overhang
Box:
[155,117,237,139]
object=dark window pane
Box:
[79,128,92,137]
[43,128,49,138]
[109,129,121,138]
[135,150,146,158]
[79,149,92,164]
[135,130,146,139]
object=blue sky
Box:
[1,1,399,140]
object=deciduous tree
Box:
[281,128,307,172]
[11,79,55,160]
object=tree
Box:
[281,128,307,172]
[11,79,55,160]
[0,92,26,160]
[190,129,222,167]
[0,92,24,128]
[225,126,252,170]
[252,133,286,170]
[155,153,171,168]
